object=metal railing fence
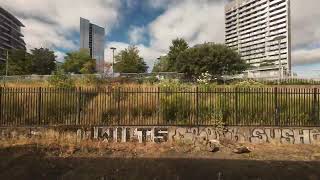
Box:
[0,87,319,127]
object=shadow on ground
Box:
[0,146,319,180]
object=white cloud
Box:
[148,0,225,51]
[2,0,120,32]
[2,0,122,52]
[147,0,180,9]
[105,42,130,63]
[128,26,146,44]
[4,0,320,68]
[54,51,66,62]
[291,0,320,48]
[146,0,320,66]
[125,0,139,9]
[137,44,164,68]
[285,0,320,65]
[22,19,77,50]
[292,48,320,65]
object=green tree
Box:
[176,43,248,78]
[0,49,31,75]
[167,38,189,71]
[48,68,75,88]
[152,56,170,72]
[30,48,56,75]
[62,49,96,74]
[114,45,148,73]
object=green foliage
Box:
[152,38,188,73]
[2,86,319,127]
[44,93,78,123]
[158,79,184,89]
[159,90,224,125]
[130,105,155,118]
[137,76,159,84]
[0,48,57,76]
[197,71,213,85]
[76,74,103,86]
[232,80,265,88]
[167,38,189,72]
[0,49,31,75]
[30,48,56,75]
[152,56,170,72]
[176,43,248,78]
[114,46,148,73]
[62,49,96,74]
[1,88,79,125]
[205,111,225,131]
[160,93,191,123]
[48,69,75,88]
[265,79,320,85]
[80,59,96,74]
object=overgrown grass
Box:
[1,74,319,126]
[0,82,319,126]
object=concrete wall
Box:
[1,126,320,145]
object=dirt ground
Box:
[1,136,320,180]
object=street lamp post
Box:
[110,47,116,77]
[272,35,286,84]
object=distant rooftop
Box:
[0,6,24,27]
[225,0,250,12]
[80,17,104,29]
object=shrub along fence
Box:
[0,87,319,127]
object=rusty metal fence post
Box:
[37,87,42,125]
[157,86,160,125]
[196,87,199,127]
[274,87,279,126]
[312,88,318,124]
[77,87,81,125]
[235,87,239,125]
[117,87,121,126]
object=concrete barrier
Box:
[1,126,320,145]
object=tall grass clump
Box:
[1,85,320,127]
[74,74,105,87]
[160,93,192,124]
[48,69,75,88]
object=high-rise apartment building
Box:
[225,0,291,77]
[0,7,26,62]
[80,17,105,73]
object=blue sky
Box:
[2,0,320,76]
[107,1,164,46]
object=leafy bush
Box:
[207,111,225,132]
[75,74,104,86]
[48,69,75,88]
[160,93,191,123]
[197,71,213,85]
[232,80,265,88]
[158,79,181,89]
[141,76,159,84]
[130,106,155,118]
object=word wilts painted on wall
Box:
[77,127,169,143]
[76,127,320,145]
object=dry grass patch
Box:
[1,131,320,161]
